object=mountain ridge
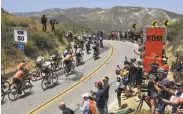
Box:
[12,6,183,30]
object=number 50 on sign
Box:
[14,29,28,43]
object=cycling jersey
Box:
[17,63,29,74]
[14,70,24,79]
[17,63,26,70]
[65,54,73,61]
[76,48,82,55]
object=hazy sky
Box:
[2,0,183,14]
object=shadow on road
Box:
[18,91,35,100]
[1,99,8,105]
[43,82,60,91]
[66,71,84,81]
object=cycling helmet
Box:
[157,68,168,77]
[63,50,68,56]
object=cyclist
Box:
[85,38,90,54]
[13,61,30,94]
[36,55,44,71]
[93,40,100,55]
[17,61,30,75]
[13,70,25,94]
[75,45,83,61]
[63,47,74,67]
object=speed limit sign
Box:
[14,29,28,43]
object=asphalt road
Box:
[1,40,138,114]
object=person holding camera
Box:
[157,72,183,114]
[151,68,171,114]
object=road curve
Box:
[1,40,139,114]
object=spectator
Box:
[88,94,97,114]
[160,58,169,72]
[79,93,90,114]
[129,58,137,89]
[160,72,183,114]
[94,81,105,114]
[41,15,47,32]
[135,59,143,102]
[58,102,74,114]
[50,18,56,32]
[134,43,145,59]
[102,76,110,114]
[115,69,125,109]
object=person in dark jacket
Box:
[41,15,47,32]
[94,81,105,114]
[135,59,143,102]
[58,102,74,114]
[102,76,110,114]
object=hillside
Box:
[1,8,94,70]
[167,19,183,64]
[13,6,183,30]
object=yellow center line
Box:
[27,43,114,114]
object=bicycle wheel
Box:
[8,88,19,101]
[76,59,79,66]
[57,60,62,70]
[1,91,5,101]
[51,63,56,71]
[64,66,69,77]
[71,63,75,72]
[22,80,32,94]
[93,53,96,60]
[41,78,50,90]
[2,80,10,93]
[52,73,58,84]
[30,71,39,82]
[135,100,143,114]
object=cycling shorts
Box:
[13,77,22,85]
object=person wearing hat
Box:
[78,93,90,114]
[94,81,105,114]
[135,59,143,102]
[58,102,74,114]
[102,76,110,114]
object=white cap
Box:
[82,93,90,98]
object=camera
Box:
[147,74,159,90]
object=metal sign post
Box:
[17,43,25,60]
